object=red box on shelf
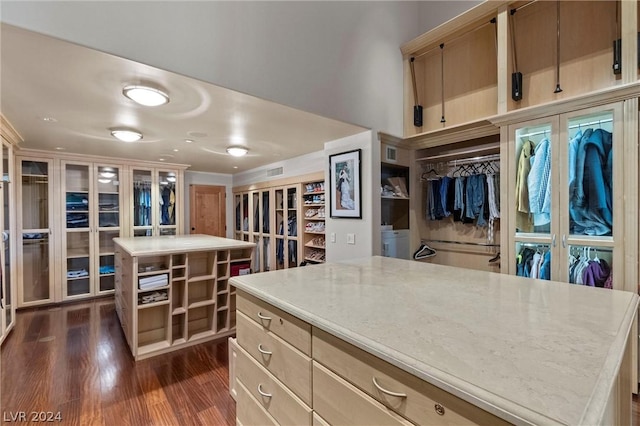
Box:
[230,263,251,277]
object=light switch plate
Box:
[330,232,336,243]
[347,233,355,245]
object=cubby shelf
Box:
[114,235,255,361]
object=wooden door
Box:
[189,185,226,237]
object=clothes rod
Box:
[424,239,500,248]
[411,19,495,60]
[417,142,499,162]
[450,154,500,167]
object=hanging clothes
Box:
[515,140,535,232]
[528,137,551,228]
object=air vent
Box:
[266,167,283,177]
[385,145,397,163]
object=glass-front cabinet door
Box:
[559,105,621,289]
[508,103,622,289]
[63,161,93,299]
[1,142,13,336]
[95,164,121,293]
[132,167,179,237]
[18,158,54,306]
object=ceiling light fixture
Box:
[98,178,112,184]
[226,146,249,157]
[166,176,177,183]
[100,171,116,179]
[122,84,169,107]
[111,129,142,142]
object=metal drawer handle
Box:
[435,403,445,416]
[372,377,407,398]
[257,344,272,356]
[257,312,272,321]
[257,384,272,398]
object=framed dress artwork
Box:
[329,149,361,218]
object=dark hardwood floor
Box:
[3,298,640,425]
[1,299,235,425]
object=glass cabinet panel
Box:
[566,111,613,237]
[515,242,551,281]
[3,143,12,328]
[96,166,120,293]
[133,169,153,235]
[65,163,91,297]
[514,122,553,236]
[20,159,51,304]
[234,194,241,237]
[261,190,270,234]
[158,171,177,227]
[567,245,613,287]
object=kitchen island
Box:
[230,256,638,425]
[114,234,254,360]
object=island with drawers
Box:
[114,234,255,360]
[229,256,638,425]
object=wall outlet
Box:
[347,233,355,245]
[330,232,336,243]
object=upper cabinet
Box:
[401,1,639,144]
[130,167,184,237]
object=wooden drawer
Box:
[236,379,277,426]
[236,311,312,405]
[237,343,312,425]
[237,290,311,355]
[313,361,413,426]
[312,328,508,426]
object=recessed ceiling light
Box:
[185,139,194,143]
[226,146,249,157]
[55,147,65,150]
[43,117,57,123]
[110,129,142,142]
[167,176,177,183]
[233,166,238,169]
[173,148,179,152]
[159,158,165,161]
[122,84,169,106]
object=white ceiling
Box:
[0,24,366,173]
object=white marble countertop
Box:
[230,256,639,426]
[114,234,255,256]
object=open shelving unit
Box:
[302,180,326,263]
[114,235,255,360]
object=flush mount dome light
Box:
[111,129,142,142]
[123,84,169,107]
[226,146,249,157]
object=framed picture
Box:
[329,149,362,218]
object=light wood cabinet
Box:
[235,289,506,426]
[114,235,254,360]
[234,172,323,272]
[61,160,124,300]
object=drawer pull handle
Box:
[257,384,272,398]
[257,312,272,321]
[257,344,273,356]
[372,377,407,398]
[434,403,445,416]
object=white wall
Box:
[325,131,377,262]
[232,150,324,188]
[183,170,234,238]
[0,1,475,138]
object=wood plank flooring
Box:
[3,298,640,425]
[1,299,235,425]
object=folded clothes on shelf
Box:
[67,269,89,278]
[138,291,168,305]
[99,265,115,275]
[138,273,169,290]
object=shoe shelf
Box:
[303,181,326,263]
[114,235,255,360]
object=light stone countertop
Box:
[229,256,639,426]
[114,234,255,256]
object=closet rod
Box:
[510,0,536,15]
[450,154,500,167]
[416,142,499,162]
[411,19,495,60]
[424,239,500,248]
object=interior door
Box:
[189,185,226,237]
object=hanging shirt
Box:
[528,137,551,227]
[515,140,534,232]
